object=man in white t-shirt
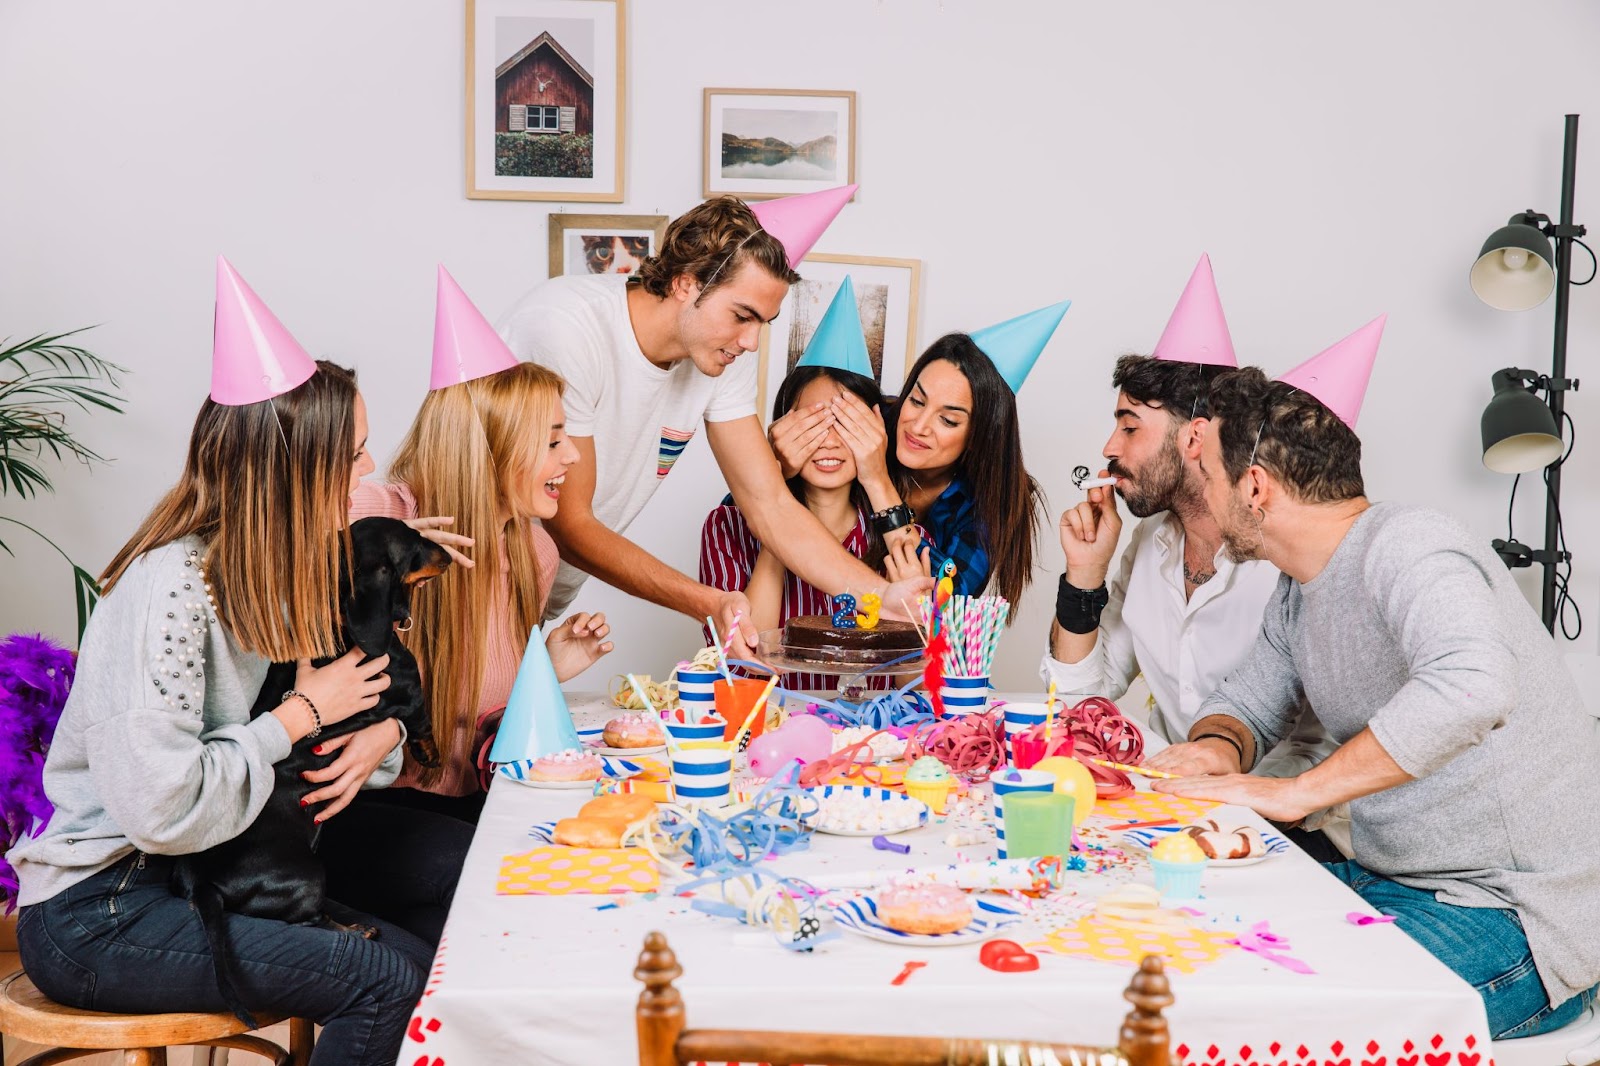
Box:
[501,191,930,655]
[1042,258,1345,859]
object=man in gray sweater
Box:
[1148,366,1600,1039]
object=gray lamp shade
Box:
[1470,214,1555,311]
[1482,369,1563,473]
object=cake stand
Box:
[754,628,929,699]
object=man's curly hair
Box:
[1207,366,1364,503]
[631,196,799,301]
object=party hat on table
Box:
[431,265,520,391]
[210,256,317,405]
[969,301,1071,393]
[795,276,873,379]
[1152,254,1237,368]
[1276,314,1386,428]
[749,184,857,269]
[487,631,582,763]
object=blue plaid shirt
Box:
[921,477,990,597]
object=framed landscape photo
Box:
[756,254,922,419]
[466,0,625,202]
[547,213,668,277]
[703,88,856,200]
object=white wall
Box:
[2,0,1598,693]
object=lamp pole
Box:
[1540,114,1580,631]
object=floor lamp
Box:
[1471,113,1593,636]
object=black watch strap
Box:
[870,503,914,535]
[1055,574,1109,634]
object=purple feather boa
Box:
[0,633,75,913]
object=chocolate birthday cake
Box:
[781,615,923,664]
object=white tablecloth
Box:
[400,693,1492,1066]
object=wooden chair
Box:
[0,969,313,1066]
[634,931,1176,1066]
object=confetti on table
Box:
[889,960,927,985]
[496,846,660,896]
[1346,911,1398,926]
[1033,916,1238,974]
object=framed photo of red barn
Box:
[467,0,625,202]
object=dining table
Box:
[398,692,1492,1066]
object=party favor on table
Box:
[496,845,660,895]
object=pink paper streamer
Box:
[1346,911,1397,926]
[1229,920,1315,974]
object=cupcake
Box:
[903,755,954,814]
[603,712,665,748]
[529,748,604,782]
[1150,831,1209,899]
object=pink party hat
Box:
[210,256,317,406]
[1277,315,1387,428]
[1151,255,1237,368]
[431,265,519,390]
[750,184,857,269]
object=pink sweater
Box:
[349,480,560,796]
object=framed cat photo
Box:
[704,88,857,200]
[548,213,668,277]
[466,0,626,202]
[756,254,922,420]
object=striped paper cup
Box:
[675,665,721,721]
[939,673,990,716]
[991,768,1057,860]
[1001,702,1051,764]
[664,717,728,747]
[670,747,733,808]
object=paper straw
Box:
[629,672,679,756]
[1088,757,1179,780]
[1044,680,1057,744]
[703,616,736,684]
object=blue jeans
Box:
[17,852,429,1066]
[1325,860,1598,1039]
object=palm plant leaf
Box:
[0,327,126,643]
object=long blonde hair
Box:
[102,361,356,661]
[390,362,565,784]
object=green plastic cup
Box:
[998,792,1075,858]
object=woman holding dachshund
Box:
[7,261,427,1066]
[342,269,615,825]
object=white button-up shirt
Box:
[1039,513,1337,779]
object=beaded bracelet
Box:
[281,689,323,739]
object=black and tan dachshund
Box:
[172,517,450,1024]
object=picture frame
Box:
[547,212,668,277]
[756,254,923,420]
[466,0,626,202]
[703,88,857,200]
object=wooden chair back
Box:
[634,931,1175,1066]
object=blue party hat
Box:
[795,276,873,380]
[487,631,581,762]
[968,301,1071,392]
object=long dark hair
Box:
[772,365,891,572]
[887,334,1043,608]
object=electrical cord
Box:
[1545,411,1582,639]
[1571,238,1598,286]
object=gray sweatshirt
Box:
[9,536,403,907]
[1202,502,1600,1007]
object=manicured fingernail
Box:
[300,798,309,807]
[314,816,325,824]
[312,745,324,755]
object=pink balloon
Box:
[782,714,834,762]
[748,730,805,778]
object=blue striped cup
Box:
[670,747,733,807]
[1001,702,1051,764]
[675,665,721,721]
[991,768,1057,859]
[939,673,990,716]
[664,716,727,747]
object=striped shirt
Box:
[349,480,560,797]
[699,503,877,692]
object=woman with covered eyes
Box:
[877,303,1067,607]
[700,279,929,688]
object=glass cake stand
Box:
[755,627,928,699]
